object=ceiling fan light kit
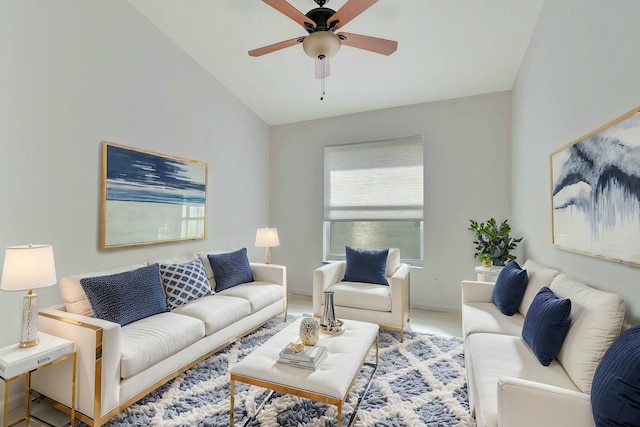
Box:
[302,31,341,59]
[251,0,397,100]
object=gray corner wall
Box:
[512,1,640,321]
[270,92,512,311]
[0,1,270,348]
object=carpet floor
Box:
[97,317,476,427]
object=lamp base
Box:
[264,247,271,264]
[19,338,39,348]
[20,291,40,347]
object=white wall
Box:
[512,1,640,322]
[270,92,512,311]
[0,1,270,347]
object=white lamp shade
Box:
[255,228,280,248]
[1,244,57,291]
[303,31,341,59]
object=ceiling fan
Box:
[249,0,398,98]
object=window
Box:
[323,137,424,266]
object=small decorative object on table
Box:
[278,342,327,370]
[321,290,345,334]
[299,317,319,346]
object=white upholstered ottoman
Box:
[230,317,379,426]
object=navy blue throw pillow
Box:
[522,286,571,366]
[207,248,254,292]
[492,260,529,316]
[591,325,640,427]
[80,264,168,326]
[343,246,389,286]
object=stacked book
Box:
[278,344,327,370]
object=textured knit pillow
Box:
[492,260,529,316]
[522,286,572,366]
[207,248,254,292]
[158,258,211,310]
[591,325,640,427]
[343,247,389,286]
[80,264,167,326]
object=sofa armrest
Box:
[33,305,122,421]
[251,263,287,287]
[461,280,495,304]
[497,377,595,427]
[390,263,411,325]
[312,262,346,317]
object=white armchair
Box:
[312,248,411,340]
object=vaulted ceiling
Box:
[128,0,545,125]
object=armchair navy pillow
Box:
[80,264,168,326]
[491,260,529,316]
[343,246,389,286]
[158,258,211,310]
[522,286,572,366]
[207,248,254,292]
[591,325,640,427]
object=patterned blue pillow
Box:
[158,258,211,310]
[207,248,254,292]
[492,260,529,316]
[80,264,167,326]
[522,286,571,366]
[591,325,640,426]
[343,247,389,286]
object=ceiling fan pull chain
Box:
[318,55,326,100]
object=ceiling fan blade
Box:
[328,0,378,30]
[249,36,305,57]
[337,32,398,55]
[262,0,315,29]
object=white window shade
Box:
[324,137,424,221]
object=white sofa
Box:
[312,248,411,339]
[31,252,287,427]
[461,259,625,427]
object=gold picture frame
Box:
[101,141,207,249]
[550,106,640,266]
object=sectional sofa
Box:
[461,259,625,427]
[31,249,287,427]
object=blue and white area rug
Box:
[99,318,475,427]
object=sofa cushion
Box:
[207,248,254,292]
[519,259,561,316]
[462,302,525,338]
[218,282,285,313]
[197,249,234,289]
[329,281,392,312]
[120,312,205,378]
[343,246,389,286]
[550,273,625,394]
[522,287,572,366]
[385,248,401,276]
[172,294,251,336]
[158,259,211,310]
[59,262,148,316]
[80,264,167,326]
[491,261,529,316]
[591,325,640,427]
[465,333,581,427]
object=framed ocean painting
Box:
[550,107,640,266]
[101,142,207,249]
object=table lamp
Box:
[1,244,57,347]
[255,227,280,264]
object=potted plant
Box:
[477,252,493,268]
[468,218,522,266]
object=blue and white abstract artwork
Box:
[551,108,640,265]
[101,142,207,249]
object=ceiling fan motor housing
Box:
[305,7,338,33]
